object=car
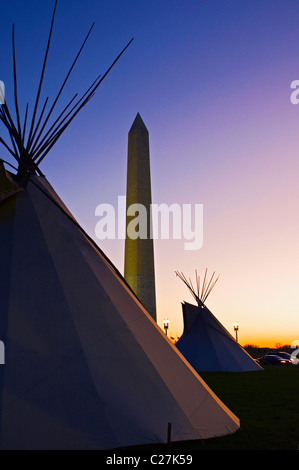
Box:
[257,354,291,365]
[275,352,293,362]
[265,351,295,364]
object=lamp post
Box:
[163,319,169,336]
[233,322,239,342]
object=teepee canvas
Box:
[0,167,241,449]
[0,1,240,449]
[175,271,262,373]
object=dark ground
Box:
[123,365,299,453]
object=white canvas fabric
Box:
[176,302,262,372]
[0,172,240,450]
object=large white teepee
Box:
[0,2,240,449]
[175,271,262,373]
[0,166,240,449]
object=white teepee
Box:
[0,3,240,449]
[175,271,262,372]
[0,167,240,449]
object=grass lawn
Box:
[192,366,299,450]
[121,365,298,454]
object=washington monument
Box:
[124,113,157,321]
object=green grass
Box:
[123,366,299,453]
[193,366,299,450]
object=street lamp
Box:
[233,322,239,342]
[163,319,169,336]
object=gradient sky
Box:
[1,0,299,347]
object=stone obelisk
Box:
[124,113,157,321]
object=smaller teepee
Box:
[175,270,262,372]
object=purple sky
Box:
[1,0,299,346]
